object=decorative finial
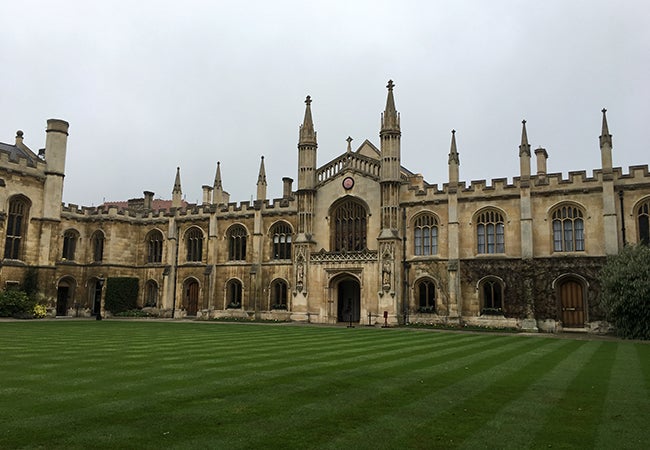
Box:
[602,108,607,114]
[386,80,394,91]
[346,136,353,152]
[261,155,264,160]
[305,95,311,105]
[451,129,456,135]
[16,130,23,138]
[522,119,526,125]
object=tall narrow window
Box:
[91,231,104,263]
[552,205,585,252]
[271,279,288,309]
[228,225,247,261]
[414,214,438,256]
[331,198,367,252]
[271,222,292,260]
[416,279,436,313]
[480,278,504,314]
[226,279,243,308]
[144,280,158,307]
[4,196,29,260]
[186,227,203,262]
[638,200,650,246]
[62,230,79,261]
[146,230,164,263]
[476,210,505,254]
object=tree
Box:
[600,244,650,340]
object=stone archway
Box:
[56,277,76,316]
[335,276,361,323]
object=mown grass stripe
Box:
[594,343,650,449]
[531,341,617,449]
[205,337,554,449]
[457,339,601,449]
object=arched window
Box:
[414,214,438,256]
[552,205,585,252]
[146,230,164,263]
[638,199,650,246]
[228,225,247,261]
[186,227,203,262]
[144,280,158,307]
[331,198,367,252]
[91,230,104,263]
[271,279,288,310]
[226,279,243,309]
[4,196,29,260]
[480,277,504,315]
[62,229,79,261]
[476,209,505,254]
[271,222,292,260]
[416,279,436,313]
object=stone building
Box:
[1,81,649,331]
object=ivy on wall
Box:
[105,277,139,313]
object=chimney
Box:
[282,177,293,199]
[202,185,212,205]
[535,147,548,182]
[143,191,154,210]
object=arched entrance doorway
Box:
[336,277,361,323]
[88,278,104,316]
[559,278,585,328]
[56,277,76,316]
[183,279,199,316]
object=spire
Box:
[257,156,267,185]
[213,161,222,190]
[256,156,267,201]
[173,167,182,193]
[172,167,182,208]
[381,79,400,132]
[299,95,317,145]
[213,161,223,204]
[519,120,531,156]
[599,108,612,148]
[448,129,460,165]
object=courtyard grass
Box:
[0,321,648,449]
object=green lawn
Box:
[0,321,648,449]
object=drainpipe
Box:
[171,224,180,318]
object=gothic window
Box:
[413,213,438,256]
[552,205,585,252]
[271,222,292,260]
[144,280,158,307]
[228,225,247,261]
[146,230,164,263]
[271,279,288,310]
[416,278,436,313]
[226,279,243,308]
[476,209,505,254]
[480,277,504,315]
[91,230,104,263]
[186,227,203,262]
[62,229,79,261]
[331,198,367,252]
[638,200,650,246]
[4,196,29,260]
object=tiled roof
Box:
[0,141,39,167]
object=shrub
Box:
[600,244,650,340]
[104,278,139,314]
[0,290,33,317]
[32,303,47,318]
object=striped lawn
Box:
[0,322,648,449]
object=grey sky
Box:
[2,0,649,206]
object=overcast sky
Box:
[2,0,649,207]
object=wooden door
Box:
[560,280,585,327]
[185,281,199,316]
